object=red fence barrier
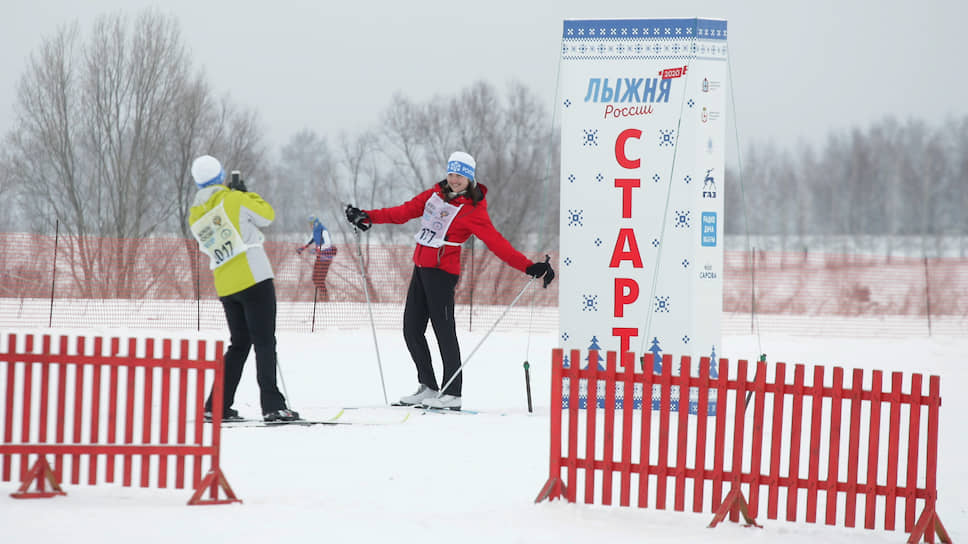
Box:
[535,349,952,543]
[0,333,238,505]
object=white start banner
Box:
[558,18,728,413]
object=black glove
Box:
[227,177,247,192]
[345,205,371,231]
[526,259,556,288]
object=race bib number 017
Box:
[191,202,247,269]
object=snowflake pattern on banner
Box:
[674,210,690,228]
[566,209,584,227]
[659,129,675,147]
[582,129,599,147]
[560,19,728,62]
[560,347,718,415]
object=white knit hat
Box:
[446,151,476,183]
[191,155,225,188]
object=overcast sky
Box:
[2,0,965,155]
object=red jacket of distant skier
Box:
[365,182,533,276]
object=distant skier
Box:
[297,214,337,301]
[345,151,556,411]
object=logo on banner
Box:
[699,263,718,280]
[702,169,717,198]
[583,77,673,103]
[659,65,688,79]
[701,212,717,247]
[702,77,722,93]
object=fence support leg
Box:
[188,467,242,505]
[709,485,761,528]
[534,477,569,503]
[10,457,66,499]
[907,503,952,544]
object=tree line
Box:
[1,9,965,264]
[0,10,558,260]
[725,116,968,255]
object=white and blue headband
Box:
[446,151,476,183]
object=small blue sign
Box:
[701,212,717,247]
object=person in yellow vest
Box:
[189,155,299,423]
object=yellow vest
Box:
[189,186,275,297]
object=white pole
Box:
[353,227,389,405]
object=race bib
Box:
[190,202,248,269]
[414,193,463,248]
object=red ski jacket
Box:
[365,182,534,276]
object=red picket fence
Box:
[0,333,239,505]
[535,349,951,543]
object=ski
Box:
[389,403,481,415]
[221,419,341,428]
[211,408,411,427]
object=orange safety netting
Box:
[1,233,967,334]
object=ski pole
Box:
[523,361,533,413]
[277,359,292,409]
[353,227,389,405]
[743,353,766,409]
[521,261,541,414]
[437,276,536,397]
[310,286,318,332]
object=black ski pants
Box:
[403,266,462,396]
[206,278,287,415]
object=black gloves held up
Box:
[226,170,247,192]
[526,258,556,288]
[226,176,247,192]
[345,205,371,231]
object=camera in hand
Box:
[227,170,247,192]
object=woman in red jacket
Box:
[345,151,555,410]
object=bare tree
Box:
[952,117,968,256]
[334,130,387,299]
[2,9,265,297]
[371,80,557,253]
[267,129,336,235]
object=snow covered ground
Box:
[1,325,964,543]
